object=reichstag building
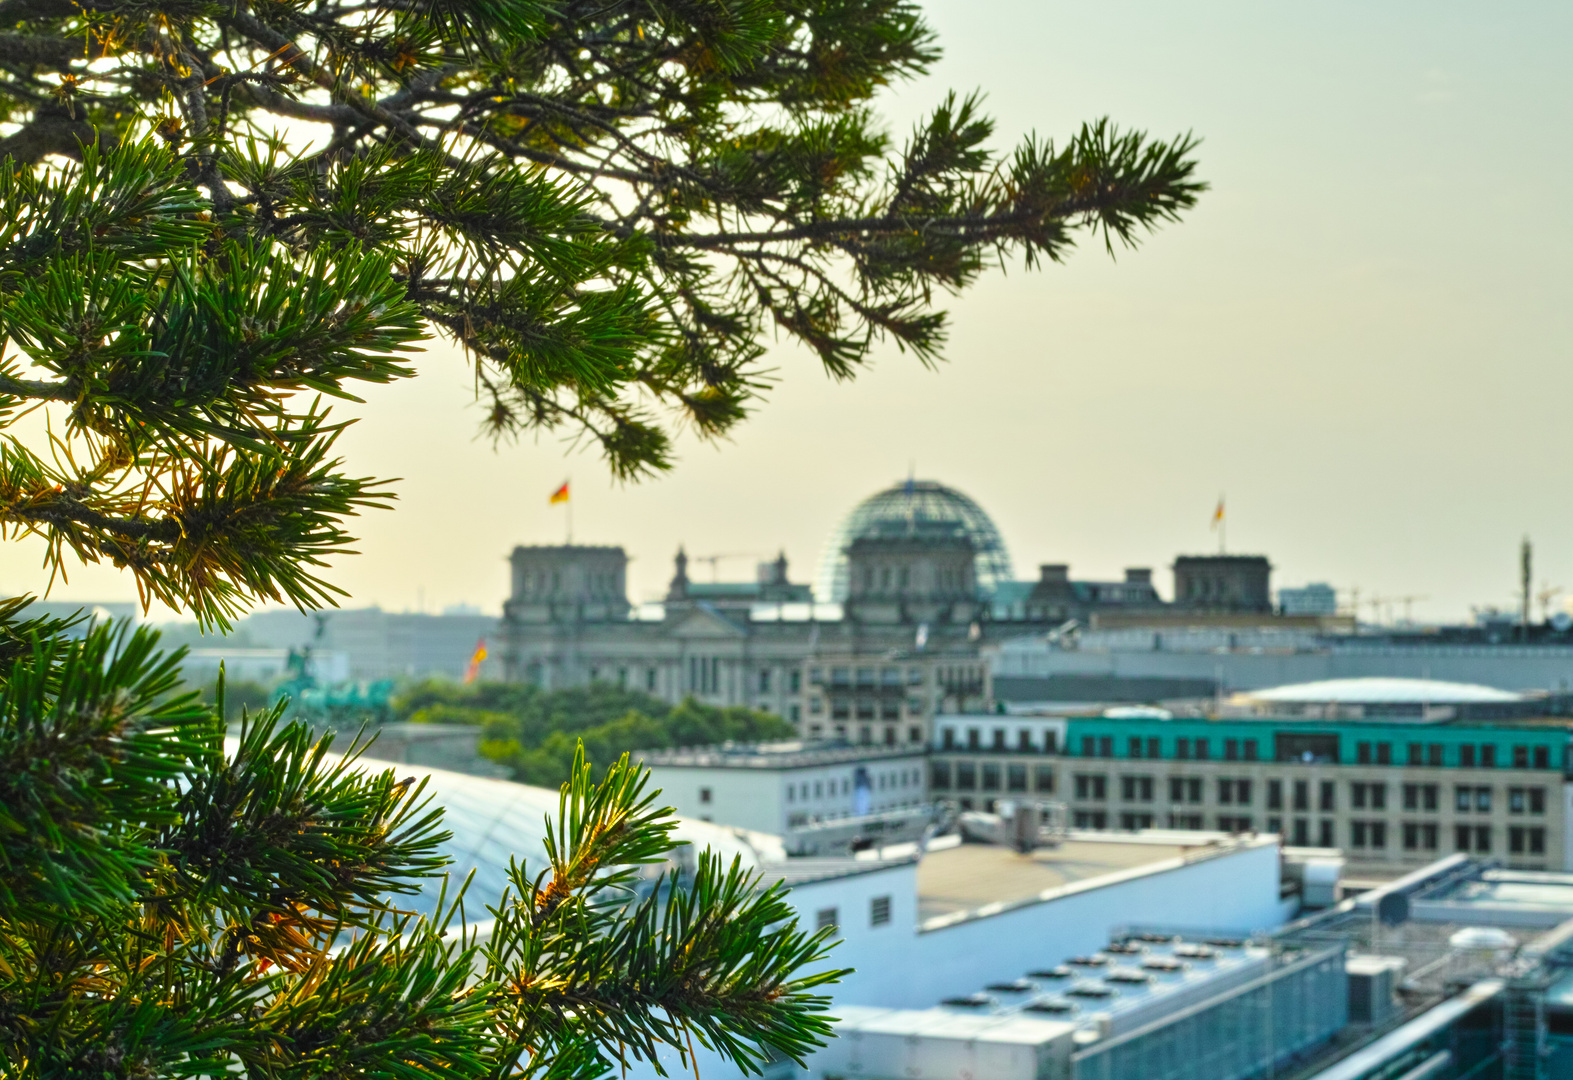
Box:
[499,480,1269,747]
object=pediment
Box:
[668,605,748,639]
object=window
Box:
[1510,788,1526,814]
[1476,787,1492,813]
[1019,730,1035,752]
[1319,819,1336,848]
[870,896,892,927]
[992,729,1007,751]
[1007,764,1027,792]
[1293,780,1310,812]
[1169,776,1185,803]
[1455,786,1472,812]
[956,763,976,791]
[1267,779,1283,810]
[646,668,658,691]
[1351,821,1367,848]
[1371,784,1387,811]
[1081,736,1096,757]
[1074,774,1108,800]
[1267,817,1283,835]
[1074,810,1108,829]
[1370,822,1388,849]
[1408,742,1424,766]
[1147,737,1161,759]
[1121,776,1154,802]
[1225,738,1239,761]
[1376,743,1392,766]
[1218,778,1234,805]
[1352,782,1367,810]
[1119,812,1155,830]
[1357,742,1372,765]
[1045,731,1060,755]
[981,764,1001,791]
[1460,745,1476,767]
[1423,784,1439,811]
[1474,825,1491,853]
[816,908,838,931]
[1422,823,1439,850]
[1099,736,1114,758]
[929,762,952,790]
[1428,744,1444,766]
[1403,783,1419,811]
[1244,739,1260,762]
[1195,739,1209,761]
[1169,813,1205,829]
[942,729,957,750]
[1481,745,1497,768]
[1531,788,1546,814]
[1129,736,1144,758]
[1320,781,1336,812]
[789,670,802,693]
[1293,819,1310,846]
[1534,746,1550,769]
[1403,822,1420,851]
[1455,824,1472,852]
[1514,746,1529,769]
[1034,765,1055,793]
[1177,738,1191,760]
[1187,777,1203,802]
[699,787,712,805]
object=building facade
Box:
[637,742,927,833]
[928,714,1573,872]
[498,479,1304,745]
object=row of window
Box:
[929,761,1056,794]
[1065,812,1550,858]
[812,666,925,689]
[824,698,925,721]
[782,767,923,804]
[1064,773,1550,815]
[1072,733,1558,769]
[941,728,1059,753]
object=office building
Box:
[928,704,1573,872]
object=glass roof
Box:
[226,740,778,918]
[815,480,1014,602]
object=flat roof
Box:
[915,833,1254,924]
[638,741,924,770]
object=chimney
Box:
[1039,564,1069,584]
[1125,568,1152,585]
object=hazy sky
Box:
[6,2,1572,625]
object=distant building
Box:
[638,741,926,830]
[929,704,1572,872]
[241,607,499,681]
[1279,582,1338,616]
[1173,555,1273,612]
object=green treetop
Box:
[0,0,1202,1075]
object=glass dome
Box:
[815,480,1014,602]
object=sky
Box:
[5,2,1572,625]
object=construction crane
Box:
[691,553,760,582]
[1537,583,1563,623]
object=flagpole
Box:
[567,479,573,546]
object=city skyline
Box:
[2,1,1570,623]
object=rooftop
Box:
[637,740,924,770]
[1235,677,1525,705]
[915,832,1260,926]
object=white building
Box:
[637,741,927,833]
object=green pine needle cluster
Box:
[0,618,845,1077]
